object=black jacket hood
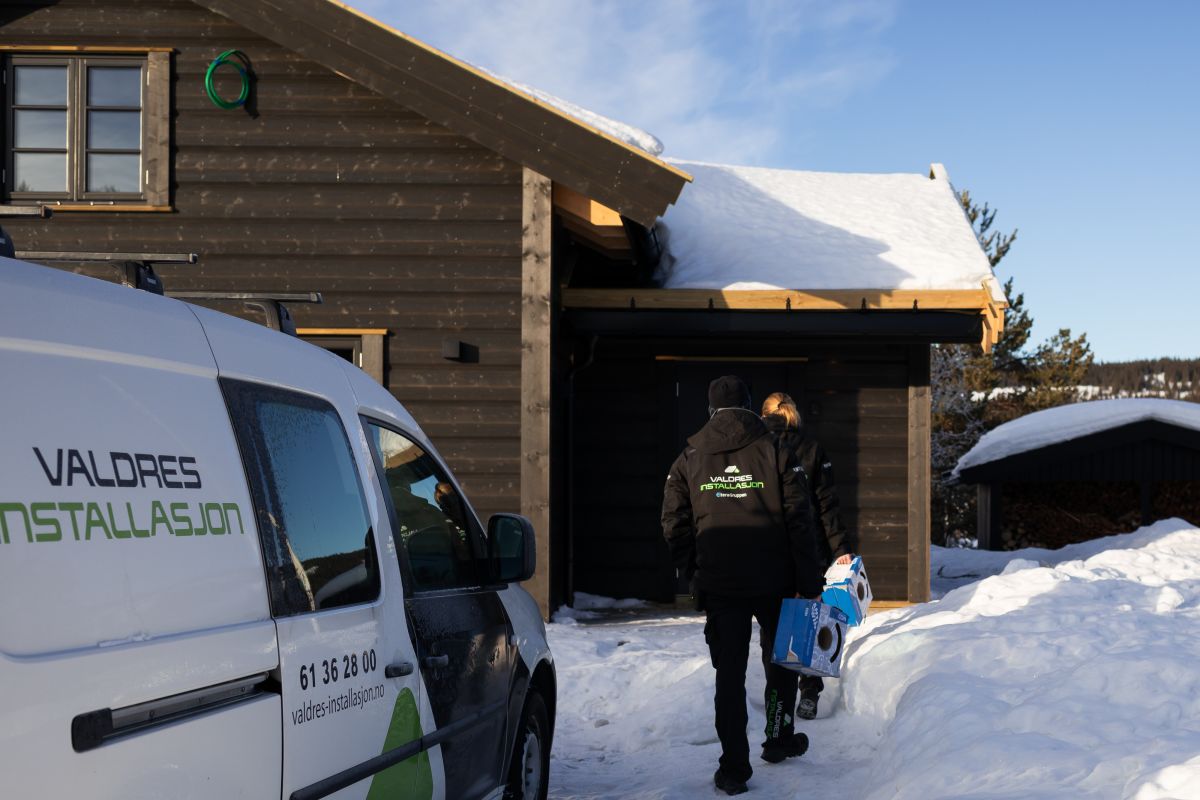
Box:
[688,409,769,454]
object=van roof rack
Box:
[16,250,197,264]
[166,291,323,336]
[15,250,196,296]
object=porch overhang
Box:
[562,285,1006,350]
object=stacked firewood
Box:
[999,482,1140,551]
[1153,481,1200,523]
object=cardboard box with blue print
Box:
[822,556,873,626]
[771,599,849,678]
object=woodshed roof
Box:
[196,0,691,226]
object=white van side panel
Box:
[0,260,272,656]
[1,624,280,799]
[0,261,282,798]
[0,345,271,656]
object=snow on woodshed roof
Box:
[954,398,1200,478]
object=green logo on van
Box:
[0,500,245,544]
[367,687,434,800]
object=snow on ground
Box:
[547,519,1200,799]
[954,398,1200,478]
[655,161,998,294]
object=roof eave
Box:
[195,0,690,226]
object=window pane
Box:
[13,153,66,193]
[87,154,140,193]
[366,424,480,592]
[222,381,380,616]
[14,65,67,106]
[88,66,142,107]
[88,110,141,149]
[14,110,68,148]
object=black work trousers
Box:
[800,674,825,696]
[703,593,798,781]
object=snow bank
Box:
[551,592,649,623]
[954,398,1200,478]
[655,161,995,292]
[547,519,1200,799]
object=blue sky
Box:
[360,0,1200,363]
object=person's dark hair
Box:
[708,375,751,416]
[761,391,801,429]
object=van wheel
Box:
[505,690,550,800]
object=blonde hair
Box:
[761,392,800,429]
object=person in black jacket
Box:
[761,391,858,721]
[662,375,824,796]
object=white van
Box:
[0,257,555,800]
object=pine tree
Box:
[1027,329,1094,409]
[930,190,1094,546]
[930,192,1021,544]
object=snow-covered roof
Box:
[655,161,999,296]
[490,73,664,157]
[955,398,1200,477]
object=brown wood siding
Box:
[1,0,525,524]
[568,341,915,602]
[798,346,912,601]
[195,0,689,226]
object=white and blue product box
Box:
[771,599,849,678]
[822,556,873,626]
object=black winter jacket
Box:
[764,416,856,571]
[661,409,824,599]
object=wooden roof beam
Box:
[561,287,1000,312]
[553,184,623,228]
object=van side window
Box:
[364,422,482,592]
[222,379,380,616]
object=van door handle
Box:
[384,662,414,679]
[422,655,450,669]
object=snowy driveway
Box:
[546,519,1200,799]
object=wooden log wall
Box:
[813,345,914,601]
[1,0,526,524]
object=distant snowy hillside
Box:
[548,519,1200,799]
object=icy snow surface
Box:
[547,519,1200,799]
[955,398,1200,478]
[655,161,995,292]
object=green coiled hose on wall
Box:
[205,50,252,110]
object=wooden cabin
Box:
[955,399,1200,550]
[1,0,1003,615]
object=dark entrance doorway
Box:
[667,360,807,455]
[567,345,808,604]
[660,359,807,593]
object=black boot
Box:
[761,732,809,764]
[796,688,820,720]
[713,768,749,795]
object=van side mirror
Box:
[488,513,536,584]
